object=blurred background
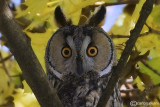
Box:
[0,0,160,107]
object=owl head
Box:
[45,5,116,81]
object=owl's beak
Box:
[76,57,83,75]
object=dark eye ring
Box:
[87,46,98,57]
[61,47,72,58]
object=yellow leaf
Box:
[60,0,99,25]
[134,76,145,91]
[0,69,14,105]
[25,30,54,71]
[17,0,49,18]
[13,89,40,107]
[22,81,32,93]
[136,33,160,56]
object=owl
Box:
[45,5,123,107]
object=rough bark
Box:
[0,0,63,107]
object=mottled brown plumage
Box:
[45,5,123,107]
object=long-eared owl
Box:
[45,5,123,107]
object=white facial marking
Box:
[65,36,77,74]
[66,36,76,52]
[81,36,94,72]
[49,64,63,79]
[99,52,115,76]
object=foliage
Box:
[0,0,160,107]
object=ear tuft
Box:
[86,5,106,27]
[54,6,72,27]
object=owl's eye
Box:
[87,46,98,57]
[62,47,72,58]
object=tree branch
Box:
[0,54,12,63]
[104,0,139,6]
[120,89,139,93]
[145,23,160,34]
[0,0,63,107]
[97,0,155,106]
[141,60,160,76]
[110,31,150,38]
[138,83,160,101]
[92,0,139,7]
[0,52,10,79]
[111,23,160,38]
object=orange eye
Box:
[87,46,98,57]
[61,47,72,58]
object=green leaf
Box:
[140,57,160,85]
[134,76,145,91]
[22,81,32,93]
[0,69,14,105]
[136,33,160,56]
[25,31,53,71]
[13,89,40,107]
[148,5,160,25]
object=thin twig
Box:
[111,32,150,38]
[141,60,160,76]
[138,83,160,101]
[145,23,160,34]
[105,0,139,6]
[10,74,21,77]
[92,0,139,7]
[111,23,160,38]
[111,34,130,38]
[0,54,12,63]
[0,52,11,79]
[120,89,139,93]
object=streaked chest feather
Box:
[48,72,110,107]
